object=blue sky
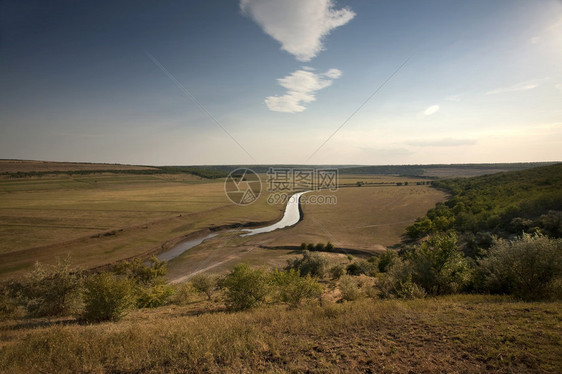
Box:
[1,0,561,165]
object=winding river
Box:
[157,191,309,262]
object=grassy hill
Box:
[406,163,562,253]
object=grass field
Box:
[166,183,445,281]
[1,295,560,373]
[0,171,445,280]
[0,173,285,279]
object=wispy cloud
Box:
[240,0,355,62]
[423,105,440,116]
[265,68,341,113]
[556,83,562,91]
[445,95,460,102]
[407,138,477,147]
[485,82,539,95]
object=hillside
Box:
[1,295,560,373]
[406,163,562,252]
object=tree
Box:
[190,273,217,300]
[15,257,82,317]
[221,264,270,310]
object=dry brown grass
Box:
[246,184,446,251]
[1,295,560,373]
[0,174,283,279]
[164,183,445,281]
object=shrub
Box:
[286,250,328,278]
[325,242,334,252]
[190,273,218,300]
[170,282,196,306]
[315,243,325,252]
[15,257,82,317]
[306,243,315,251]
[329,264,346,279]
[378,250,397,273]
[346,260,376,276]
[136,283,175,308]
[82,272,135,322]
[114,256,168,285]
[409,233,472,295]
[0,283,19,319]
[338,275,362,301]
[271,269,322,308]
[115,256,172,308]
[396,274,426,299]
[478,234,562,300]
[376,259,417,299]
[221,264,270,311]
[300,242,307,250]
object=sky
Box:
[1,0,561,166]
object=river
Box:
[157,191,309,262]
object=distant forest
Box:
[1,162,556,179]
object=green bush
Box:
[325,242,335,251]
[221,264,270,311]
[0,283,19,319]
[136,283,175,308]
[376,259,417,299]
[315,243,325,252]
[329,264,346,279]
[287,250,328,278]
[271,269,322,308]
[346,260,376,276]
[190,273,218,300]
[409,233,472,295]
[114,256,172,308]
[378,250,398,273]
[14,257,82,317]
[114,256,168,285]
[82,272,135,322]
[338,275,362,301]
[478,234,562,300]
[169,282,196,306]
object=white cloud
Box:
[556,83,562,91]
[265,68,341,113]
[240,0,355,62]
[423,105,440,116]
[485,82,539,95]
[445,95,460,102]
[407,138,477,147]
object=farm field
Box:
[0,169,444,281]
[166,183,446,281]
[0,173,284,279]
